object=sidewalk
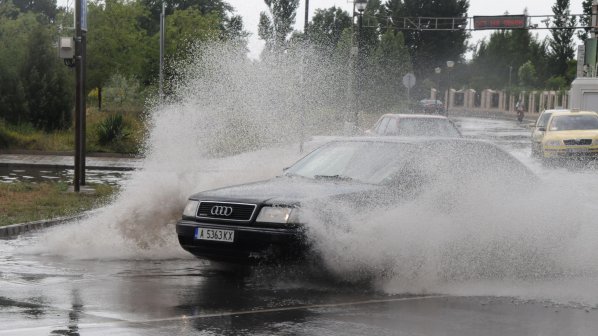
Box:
[0,152,143,170]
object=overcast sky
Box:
[227,0,585,59]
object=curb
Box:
[0,213,87,239]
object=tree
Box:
[518,61,537,88]
[385,0,469,77]
[549,0,576,79]
[366,30,412,110]
[258,0,299,56]
[86,0,151,108]
[307,6,351,54]
[21,22,72,131]
[468,28,550,90]
[11,0,57,21]
[577,0,592,42]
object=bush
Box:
[96,114,129,146]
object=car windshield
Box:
[537,112,552,127]
[549,115,598,131]
[284,140,534,186]
[285,142,404,184]
[390,118,460,137]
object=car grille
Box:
[564,139,592,146]
[197,201,256,221]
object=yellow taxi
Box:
[541,111,598,161]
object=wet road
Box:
[1,117,598,335]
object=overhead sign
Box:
[402,73,416,89]
[473,15,527,30]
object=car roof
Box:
[379,113,448,120]
[331,136,490,146]
[541,109,570,114]
[550,111,597,117]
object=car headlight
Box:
[256,206,299,224]
[182,200,199,217]
[544,140,562,147]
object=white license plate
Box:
[195,228,234,242]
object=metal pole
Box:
[74,0,82,192]
[159,2,165,99]
[80,28,87,185]
[355,13,363,128]
[299,0,308,153]
[304,0,309,31]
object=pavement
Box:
[0,152,143,170]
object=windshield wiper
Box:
[313,174,353,181]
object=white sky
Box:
[227,0,585,59]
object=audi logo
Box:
[210,205,233,216]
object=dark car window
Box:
[549,115,598,131]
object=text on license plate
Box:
[195,228,234,242]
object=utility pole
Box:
[299,0,308,153]
[159,2,165,99]
[74,0,87,192]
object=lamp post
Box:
[446,60,454,114]
[353,0,367,128]
[434,67,441,100]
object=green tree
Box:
[518,61,537,88]
[86,0,151,109]
[11,0,57,21]
[549,0,576,79]
[0,9,32,124]
[258,0,299,56]
[468,28,549,90]
[577,0,592,42]
[366,30,412,110]
[21,22,72,130]
[307,6,351,54]
[385,0,469,77]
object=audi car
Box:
[176,138,536,264]
[540,111,598,162]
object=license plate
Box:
[195,228,234,242]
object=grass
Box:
[0,108,145,154]
[0,181,117,227]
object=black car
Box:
[176,138,536,264]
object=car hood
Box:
[543,130,598,142]
[189,176,383,205]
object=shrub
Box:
[96,114,129,146]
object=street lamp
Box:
[353,0,367,128]
[446,61,454,113]
[435,67,441,100]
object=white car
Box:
[531,109,570,157]
[370,114,461,137]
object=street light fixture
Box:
[355,0,367,13]
[353,0,367,128]
[435,67,441,100]
[446,61,455,114]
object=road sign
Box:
[402,73,416,89]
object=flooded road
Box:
[1,117,598,335]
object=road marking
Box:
[0,294,449,334]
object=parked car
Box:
[417,99,446,115]
[531,109,570,157]
[370,114,461,137]
[176,138,536,264]
[541,111,598,162]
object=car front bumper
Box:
[176,220,306,264]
